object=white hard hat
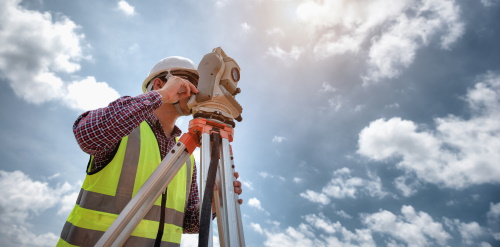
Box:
[142,56,198,93]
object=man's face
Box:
[178,95,192,115]
[169,70,198,116]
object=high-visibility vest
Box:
[57,121,195,247]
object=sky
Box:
[0,0,500,246]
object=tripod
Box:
[94,117,245,247]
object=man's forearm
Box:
[73,91,163,155]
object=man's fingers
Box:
[233,181,242,195]
[234,187,242,194]
[189,82,199,93]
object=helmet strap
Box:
[173,101,189,116]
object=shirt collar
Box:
[146,115,182,138]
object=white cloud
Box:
[287,0,465,82]
[241,22,251,32]
[1,225,59,247]
[336,210,353,219]
[260,171,270,178]
[259,204,490,247]
[250,222,264,235]
[300,167,387,205]
[444,218,488,245]
[364,205,451,246]
[354,104,365,112]
[64,76,120,111]
[323,168,364,198]
[266,27,285,37]
[328,95,343,111]
[248,197,265,211]
[358,73,500,189]
[304,213,337,234]
[272,136,287,143]
[363,0,464,84]
[481,0,500,6]
[394,175,422,197]
[0,170,78,247]
[216,0,230,8]
[487,202,500,239]
[240,178,254,191]
[58,191,79,216]
[488,202,500,218]
[262,214,376,247]
[457,222,484,245]
[293,177,303,183]
[299,190,331,205]
[266,45,304,62]
[0,0,120,112]
[117,0,136,16]
[180,234,198,247]
[385,103,400,109]
[319,82,337,93]
[259,171,285,181]
[180,233,220,247]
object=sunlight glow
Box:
[296,2,322,21]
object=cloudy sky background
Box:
[0,0,499,246]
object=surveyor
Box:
[57,56,243,246]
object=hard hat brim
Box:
[142,68,198,93]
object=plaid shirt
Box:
[73,91,200,233]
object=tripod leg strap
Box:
[154,188,168,247]
[198,132,221,247]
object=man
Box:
[57,56,242,246]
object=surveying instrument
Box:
[95,47,246,247]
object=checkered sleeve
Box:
[73,91,163,156]
[183,161,200,233]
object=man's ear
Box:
[152,78,164,90]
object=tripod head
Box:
[188,47,243,127]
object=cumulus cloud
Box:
[250,222,264,235]
[259,171,285,181]
[239,178,254,191]
[262,213,376,247]
[266,45,304,62]
[117,0,136,16]
[357,72,500,189]
[270,0,464,83]
[481,0,500,7]
[272,136,286,143]
[443,218,489,245]
[248,197,265,211]
[248,197,271,216]
[394,174,422,197]
[0,170,79,247]
[241,22,251,32]
[0,0,120,111]
[487,202,500,240]
[319,82,337,93]
[259,205,489,247]
[364,205,451,246]
[336,210,353,219]
[64,76,120,111]
[299,190,331,206]
[300,167,387,205]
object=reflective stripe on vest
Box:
[58,122,194,247]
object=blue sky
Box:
[1,0,500,246]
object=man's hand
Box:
[233,172,243,205]
[213,171,243,205]
[155,76,198,104]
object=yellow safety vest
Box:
[57,122,195,247]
